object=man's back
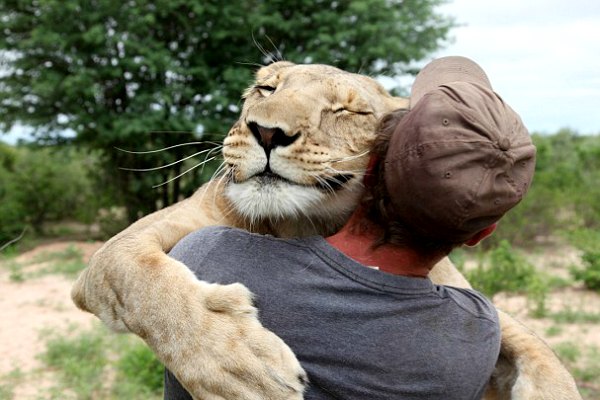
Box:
[164,226,500,400]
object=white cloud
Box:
[430,0,600,133]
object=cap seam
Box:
[385,140,498,164]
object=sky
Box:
[3,0,600,144]
[430,0,600,134]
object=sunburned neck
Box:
[325,211,436,278]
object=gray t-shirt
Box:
[164,226,500,400]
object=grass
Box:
[554,343,600,398]
[1,242,163,399]
[545,325,563,337]
[551,309,600,324]
[459,240,539,297]
[41,326,107,398]
[454,238,600,399]
[39,324,163,400]
[554,341,581,364]
[6,260,25,282]
[0,369,23,400]
[0,244,86,282]
[33,245,86,277]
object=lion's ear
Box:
[255,61,295,81]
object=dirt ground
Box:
[0,242,102,398]
[1,240,599,398]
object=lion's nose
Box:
[249,122,300,152]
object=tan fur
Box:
[72,62,581,399]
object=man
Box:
[164,56,536,399]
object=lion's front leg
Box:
[78,247,306,399]
[71,190,307,398]
[71,182,222,329]
[484,310,581,400]
[130,254,307,400]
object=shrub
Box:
[0,165,28,244]
[0,145,104,239]
[40,325,163,399]
[40,327,107,398]
[96,206,129,239]
[488,132,600,247]
[466,240,537,297]
[116,341,164,393]
[526,274,549,318]
[568,228,600,292]
[571,251,600,292]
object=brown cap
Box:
[384,56,536,242]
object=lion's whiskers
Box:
[115,139,225,189]
[251,32,284,64]
[190,160,227,210]
[311,175,337,196]
[115,141,217,155]
[325,166,364,175]
[210,161,230,182]
[211,169,231,210]
[119,147,222,172]
[328,150,370,164]
[152,156,218,188]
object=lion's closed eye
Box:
[332,106,373,116]
[256,85,276,97]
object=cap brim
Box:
[410,56,493,108]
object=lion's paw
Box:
[174,281,307,400]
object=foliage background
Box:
[0,0,453,221]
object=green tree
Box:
[0,0,454,221]
[0,145,99,237]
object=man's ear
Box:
[363,155,379,187]
[464,224,497,247]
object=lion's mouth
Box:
[315,174,354,191]
[249,171,354,192]
[254,171,291,185]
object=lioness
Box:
[72,61,581,399]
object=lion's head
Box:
[221,61,408,235]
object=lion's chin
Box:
[225,178,326,222]
[224,175,365,232]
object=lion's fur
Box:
[72,62,581,399]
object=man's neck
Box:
[325,211,438,278]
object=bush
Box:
[568,228,600,292]
[40,328,107,398]
[487,131,600,247]
[96,207,130,239]
[0,145,103,240]
[0,160,27,244]
[40,325,163,399]
[116,341,164,393]
[571,251,600,291]
[466,240,537,297]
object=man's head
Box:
[364,56,536,254]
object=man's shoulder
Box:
[437,285,499,324]
[171,225,233,251]
[170,226,316,265]
[169,226,245,261]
